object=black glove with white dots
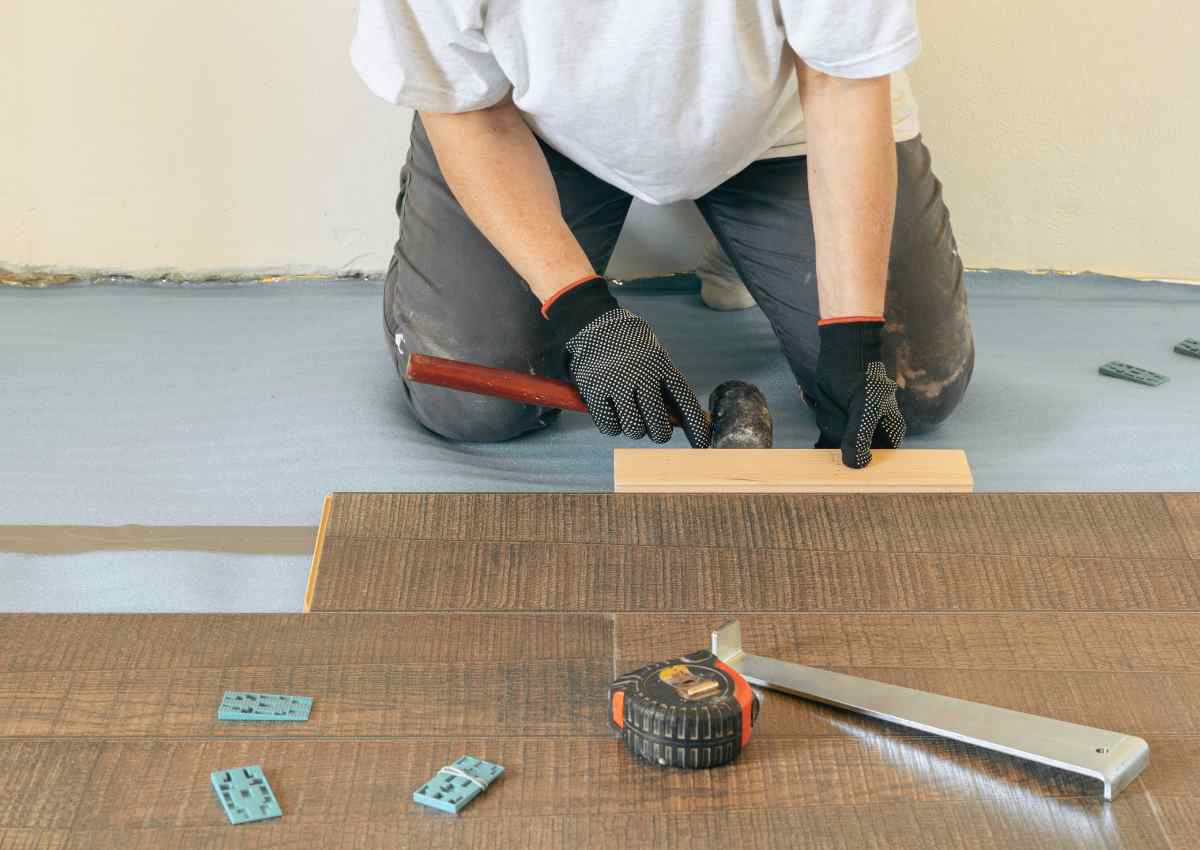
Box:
[542,275,711,448]
[810,317,906,468]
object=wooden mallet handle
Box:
[405,353,587,412]
[404,353,686,426]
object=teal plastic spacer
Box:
[218,691,313,722]
[211,765,282,825]
[412,756,504,815]
[1175,338,1200,359]
[1099,361,1169,387]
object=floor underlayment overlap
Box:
[2,271,1198,611]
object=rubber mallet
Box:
[404,353,772,448]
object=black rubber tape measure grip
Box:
[609,647,760,768]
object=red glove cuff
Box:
[817,315,884,327]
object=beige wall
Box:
[908,0,1199,281]
[3,1,1198,281]
[2,0,407,278]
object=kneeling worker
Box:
[352,0,975,467]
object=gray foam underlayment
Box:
[2,271,1198,612]
[0,551,304,613]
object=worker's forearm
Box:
[795,62,896,319]
[419,97,595,302]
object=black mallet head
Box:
[708,380,772,449]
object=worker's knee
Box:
[896,342,975,435]
[404,381,557,443]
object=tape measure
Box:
[609,647,759,768]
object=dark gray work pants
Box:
[384,114,974,442]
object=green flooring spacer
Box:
[413,756,504,815]
[1175,338,1200,359]
[211,765,282,825]
[218,691,312,722]
[1099,361,1169,387]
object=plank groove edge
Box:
[614,449,974,493]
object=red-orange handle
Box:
[404,353,588,412]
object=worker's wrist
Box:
[541,275,619,340]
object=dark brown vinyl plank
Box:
[0,743,100,830]
[310,536,1200,613]
[60,821,564,850]
[1166,494,1200,559]
[3,664,1191,743]
[0,614,610,674]
[0,660,608,739]
[0,832,69,850]
[615,613,1200,675]
[559,797,1170,850]
[55,798,1170,850]
[1147,796,1200,850]
[322,492,1188,558]
[1135,736,1200,798]
[69,737,1157,831]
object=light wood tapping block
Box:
[612,448,974,493]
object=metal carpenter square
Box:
[218,691,313,722]
[1099,361,1169,386]
[211,765,282,825]
[711,620,1147,800]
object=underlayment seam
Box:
[0,525,317,555]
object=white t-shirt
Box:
[352,1,922,205]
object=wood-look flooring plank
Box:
[310,537,1200,613]
[0,660,608,739]
[55,798,1171,850]
[0,743,100,830]
[61,820,564,850]
[1166,494,1200,559]
[69,737,1160,831]
[2,739,1182,847]
[0,614,609,674]
[1134,736,1200,798]
[615,614,1200,675]
[0,831,69,850]
[1147,796,1200,850]
[3,664,1187,743]
[560,797,1170,850]
[323,493,1188,558]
